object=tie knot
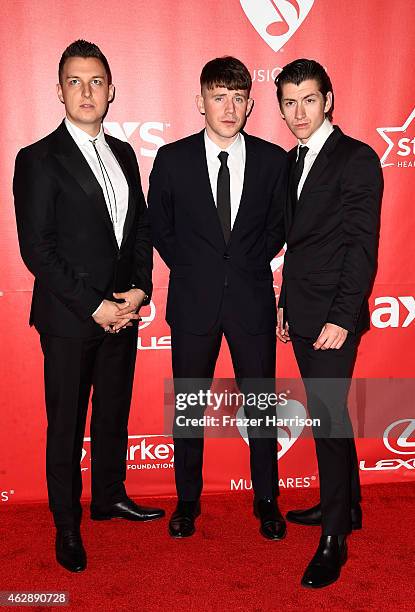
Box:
[297,145,309,163]
[218,151,229,165]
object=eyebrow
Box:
[65,75,105,80]
[211,91,247,97]
[282,92,319,101]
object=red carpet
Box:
[1,483,414,610]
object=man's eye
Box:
[305,97,316,103]
[214,97,223,102]
[69,79,80,86]
[284,101,294,107]
[92,79,103,86]
[235,97,243,103]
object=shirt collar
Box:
[204,130,243,163]
[64,118,107,147]
[297,118,334,157]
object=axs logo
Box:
[371,296,415,328]
[104,121,168,157]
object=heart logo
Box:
[236,399,307,459]
[240,0,314,52]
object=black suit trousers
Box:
[40,325,138,529]
[291,333,361,535]
[171,291,278,502]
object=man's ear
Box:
[246,97,254,117]
[56,83,64,104]
[108,84,115,103]
[324,91,333,114]
[196,94,205,115]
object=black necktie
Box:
[217,151,231,243]
[291,145,309,214]
[90,138,117,225]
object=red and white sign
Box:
[0,0,414,502]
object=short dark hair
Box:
[275,58,334,121]
[58,39,112,84]
[200,56,252,95]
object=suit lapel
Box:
[288,127,344,235]
[297,126,343,204]
[286,148,297,233]
[106,136,135,249]
[53,122,119,250]
[191,131,227,249]
[229,133,259,244]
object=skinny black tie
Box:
[217,151,231,243]
[292,145,309,214]
[90,139,117,225]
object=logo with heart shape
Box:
[236,398,307,459]
[240,0,314,52]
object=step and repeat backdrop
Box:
[1,0,414,504]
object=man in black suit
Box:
[149,57,287,539]
[13,40,164,573]
[275,59,382,588]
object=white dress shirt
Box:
[65,118,131,317]
[65,118,129,248]
[296,118,334,198]
[204,130,245,229]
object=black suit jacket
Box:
[148,130,287,335]
[279,126,383,339]
[13,121,152,338]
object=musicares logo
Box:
[240,0,314,52]
[377,108,415,168]
[236,399,307,459]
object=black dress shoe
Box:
[301,535,347,588]
[55,529,86,573]
[168,501,201,538]
[253,499,287,540]
[90,497,165,521]
[286,502,362,530]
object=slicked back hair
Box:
[200,56,252,95]
[275,58,334,121]
[59,39,112,84]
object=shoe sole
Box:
[90,513,165,521]
[286,516,362,530]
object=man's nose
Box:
[295,102,305,119]
[224,98,235,113]
[81,84,92,98]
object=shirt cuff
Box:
[92,300,104,317]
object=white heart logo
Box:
[240,0,315,52]
[236,399,307,459]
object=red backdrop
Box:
[1,0,414,505]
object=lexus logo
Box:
[240,0,314,52]
[139,300,156,331]
[383,419,415,455]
